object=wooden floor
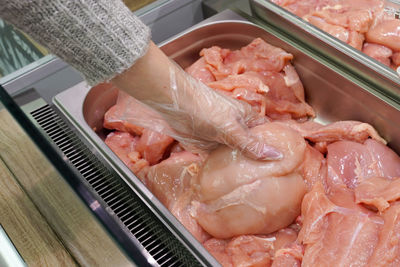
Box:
[123,0,157,11]
[0,109,133,266]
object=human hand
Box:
[111,42,282,160]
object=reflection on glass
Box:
[0,19,48,78]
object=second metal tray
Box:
[250,0,400,101]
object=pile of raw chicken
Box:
[103,37,400,266]
[272,0,400,69]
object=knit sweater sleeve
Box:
[0,0,151,85]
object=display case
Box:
[1,1,400,266]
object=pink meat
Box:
[271,0,332,17]
[272,243,303,267]
[104,131,149,176]
[392,52,400,66]
[366,19,400,51]
[193,123,307,239]
[348,31,365,50]
[307,15,350,43]
[144,151,201,208]
[203,228,299,267]
[363,42,393,66]
[355,177,400,212]
[145,151,210,242]
[301,144,325,191]
[299,182,383,267]
[136,128,174,165]
[187,38,314,120]
[103,94,144,136]
[368,203,400,266]
[273,0,400,66]
[327,139,400,189]
[281,119,386,153]
[185,57,216,83]
[204,235,274,267]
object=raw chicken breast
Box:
[185,57,216,83]
[104,91,144,135]
[203,228,299,267]
[367,202,400,266]
[366,19,400,51]
[145,151,210,242]
[392,52,400,66]
[327,139,400,188]
[301,144,325,191]
[203,236,274,267]
[272,0,400,66]
[299,182,383,267]
[363,42,393,66]
[102,37,400,267]
[104,131,149,176]
[187,38,314,119]
[193,123,307,238]
[355,176,400,212]
[307,15,350,43]
[104,91,175,165]
[282,119,386,145]
[272,243,303,267]
[271,0,332,17]
[135,129,174,165]
[144,151,201,208]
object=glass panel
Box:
[0,19,48,78]
[0,225,26,267]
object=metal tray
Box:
[250,0,400,101]
[53,9,400,265]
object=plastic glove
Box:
[111,42,282,160]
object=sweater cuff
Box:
[0,0,151,85]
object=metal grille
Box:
[30,104,202,267]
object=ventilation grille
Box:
[30,104,202,267]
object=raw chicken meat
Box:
[366,19,400,52]
[203,236,274,267]
[135,129,174,165]
[102,37,400,266]
[187,38,315,119]
[144,151,201,209]
[203,228,299,267]
[301,144,325,191]
[272,0,400,68]
[355,177,400,212]
[299,182,384,267]
[104,91,144,135]
[281,119,386,146]
[327,139,400,189]
[104,91,175,166]
[104,131,149,176]
[392,52,400,66]
[363,42,393,66]
[193,123,307,238]
[367,202,400,266]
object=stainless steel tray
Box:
[53,9,400,265]
[250,0,400,101]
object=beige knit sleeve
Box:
[0,0,151,85]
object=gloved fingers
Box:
[220,119,283,161]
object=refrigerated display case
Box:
[1,1,400,266]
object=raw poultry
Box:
[271,0,400,70]
[102,38,400,266]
